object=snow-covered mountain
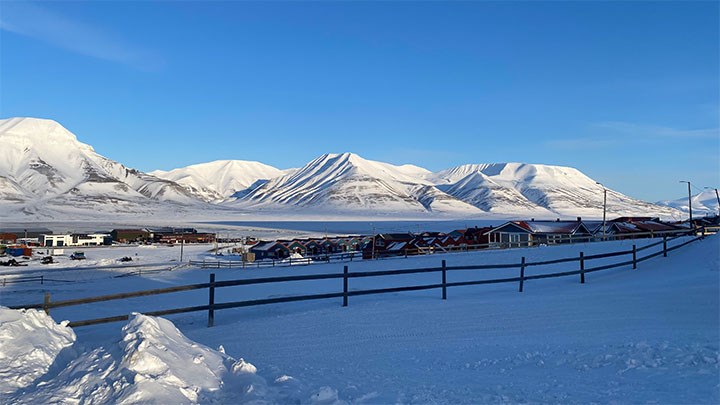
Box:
[0,117,205,217]
[657,189,720,216]
[150,160,285,202]
[230,154,678,218]
[0,117,683,220]
[232,153,481,214]
[434,163,680,218]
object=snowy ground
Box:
[1,235,718,403]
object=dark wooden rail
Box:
[9,234,704,328]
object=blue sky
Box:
[1,1,717,202]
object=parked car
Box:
[70,251,86,260]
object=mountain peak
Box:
[0,117,90,151]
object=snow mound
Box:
[0,307,76,394]
[119,313,232,402]
[7,312,276,404]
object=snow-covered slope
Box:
[657,189,720,216]
[0,117,683,219]
[150,160,285,202]
[434,163,680,218]
[444,171,554,215]
[0,117,205,217]
[233,152,481,214]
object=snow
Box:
[0,234,717,403]
[1,311,272,404]
[150,159,285,202]
[0,118,683,220]
[0,307,75,394]
[433,162,680,219]
[658,189,720,216]
[0,117,205,220]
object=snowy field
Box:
[1,235,718,403]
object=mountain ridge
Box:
[0,117,684,219]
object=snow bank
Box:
[118,313,268,403]
[4,311,276,404]
[0,307,76,394]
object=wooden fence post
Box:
[663,236,667,257]
[43,293,51,315]
[442,260,447,300]
[208,273,215,327]
[580,251,585,284]
[519,257,526,292]
[632,245,637,269]
[342,265,349,307]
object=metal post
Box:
[602,188,607,240]
[342,265,348,307]
[680,181,693,227]
[597,182,607,240]
[208,273,215,327]
[687,181,693,225]
[580,252,585,284]
[441,260,447,300]
[519,257,526,292]
[43,293,51,315]
[632,245,637,269]
[663,236,667,257]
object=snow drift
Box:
[1,311,278,404]
[0,308,75,394]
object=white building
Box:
[40,234,111,247]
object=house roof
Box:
[251,241,287,251]
[516,221,590,234]
[484,221,533,235]
[379,233,414,241]
[386,241,408,251]
[630,220,679,232]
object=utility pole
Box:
[596,182,607,240]
[680,181,693,226]
[180,233,185,262]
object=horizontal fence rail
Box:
[8,234,705,328]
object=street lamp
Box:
[679,181,692,226]
[596,182,607,240]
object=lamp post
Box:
[679,181,693,226]
[596,182,607,240]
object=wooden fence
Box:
[188,229,697,268]
[1,275,76,286]
[9,234,704,329]
[190,252,361,269]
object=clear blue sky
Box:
[1,1,717,202]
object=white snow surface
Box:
[0,117,206,218]
[150,159,285,202]
[0,118,683,219]
[0,235,718,403]
[658,189,720,216]
[0,308,75,394]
